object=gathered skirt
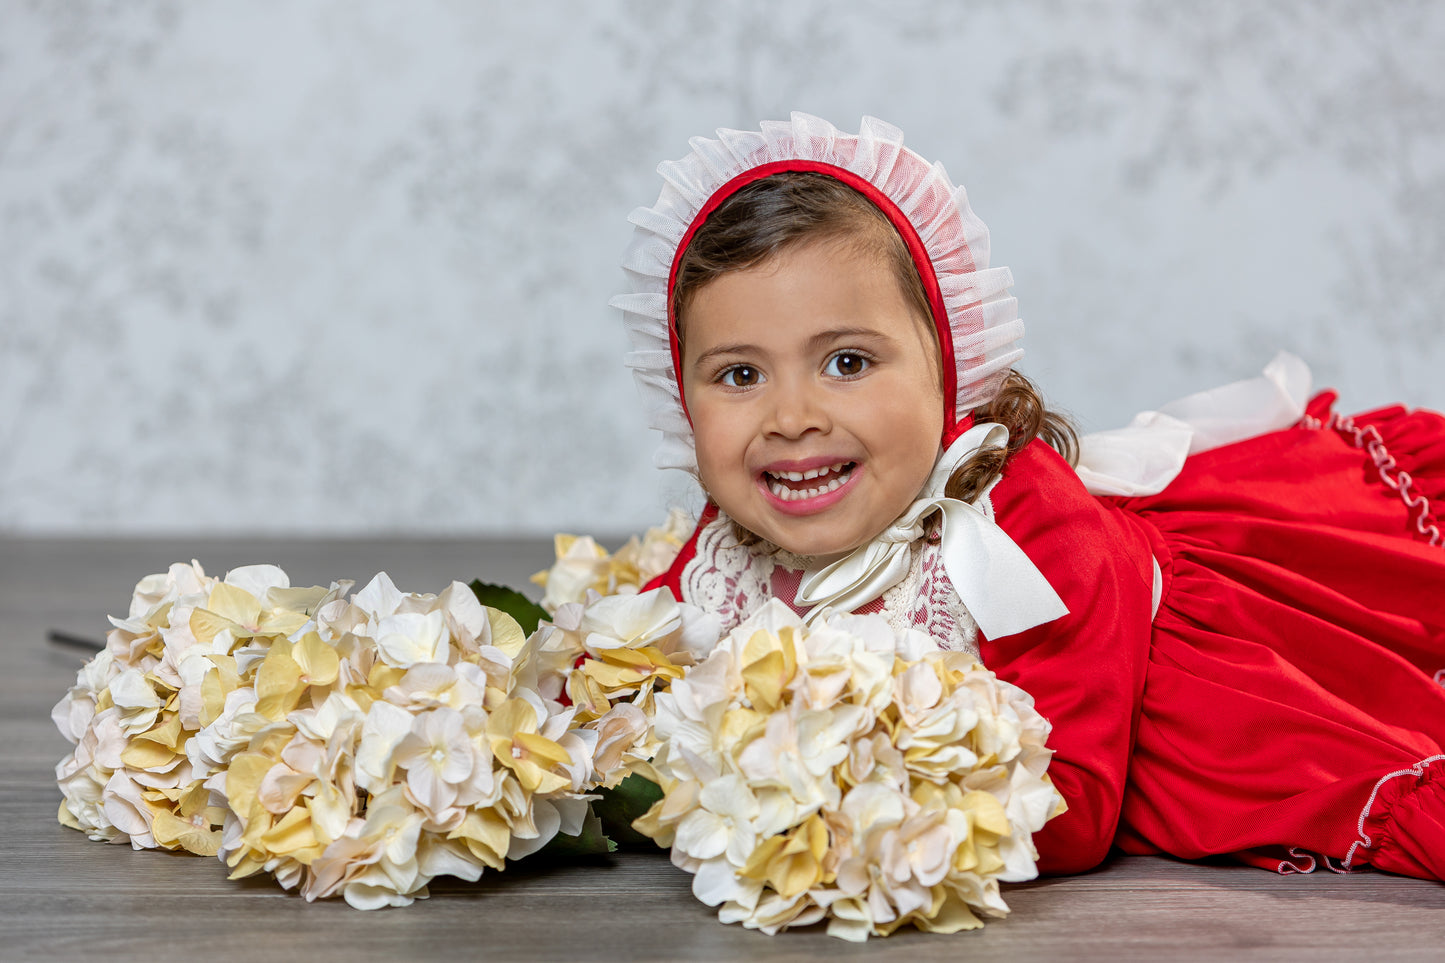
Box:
[1112,393,1445,878]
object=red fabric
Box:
[1094,398,1445,877]
[978,442,1156,874]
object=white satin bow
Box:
[794,422,1069,638]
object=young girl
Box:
[614,114,1445,881]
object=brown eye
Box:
[825,352,870,377]
[720,365,761,387]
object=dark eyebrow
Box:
[805,326,896,350]
[689,326,896,374]
[689,342,753,373]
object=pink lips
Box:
[755,458,861,516]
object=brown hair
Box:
[672,172,931,342]
[672,172,1077,542]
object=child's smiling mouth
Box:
[759,461,858,510]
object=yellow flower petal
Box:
[260,804,321,863]
[512,731,572,770]
[119,739,179,771]
[565,671,612,720]
[486,609,526,658]
[225,751,275,818]
[189,607,238,647]
[254,643,305,719]
[719,707,767,750]
[487,698,539,739]
[450,809,511,870]
[131,711,184,751]
[630,797,675,846]
[176,782,211,817]
[911,889,984,934]
[367,662,406,693]
[740,815,826,899]
[150,809,221,856]
[58,798,81,831]
[207,582,262,630]
[294,631,340,686]
[740,833,787,881]
[200,656,240,727]
[742,649,791,714]
[962,790,1011,837]
[227,852,267,878]
[266,585,330,614]
[258,608,310,637]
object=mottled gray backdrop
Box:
[4,0,1442,535]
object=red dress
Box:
[653,394,1445,880]
[983,393,1445,879]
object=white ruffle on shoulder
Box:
[1074,352,1313,497]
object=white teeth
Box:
[767,462,847,484]
[766,464,853,500]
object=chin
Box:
[764,528,862,562]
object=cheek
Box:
[875,377,945,439]
[690,406,747,487]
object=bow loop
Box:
[794,423,1068,638]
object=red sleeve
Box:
[980,440,1155,874]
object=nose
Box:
[764,375,832,439]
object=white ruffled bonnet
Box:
[612,112,1026,476]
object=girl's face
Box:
[680,239,945,562]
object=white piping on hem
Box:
[1276,847,1317,875]
[1341,753,1445,871]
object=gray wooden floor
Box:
[5,537,1443,962]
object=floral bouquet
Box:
[624,599,1063,941]
[55,518,1064,938]
[53,562,598,909]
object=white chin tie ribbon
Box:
[794,423,1069,639]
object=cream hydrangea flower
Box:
[530,508,693,611]
[538,587,720,789]
[58,562,598,910]
[54,562,229,852]
[632,599,1065,941]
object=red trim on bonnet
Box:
[665,159,958,440]
[942,412,977,447]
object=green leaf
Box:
[592,773,665,848]
[532,807,616,862]
[468,580,550,635]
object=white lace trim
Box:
[1300,409,1444,548]
[1341,753,1445,870]
[679,511,980,659]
